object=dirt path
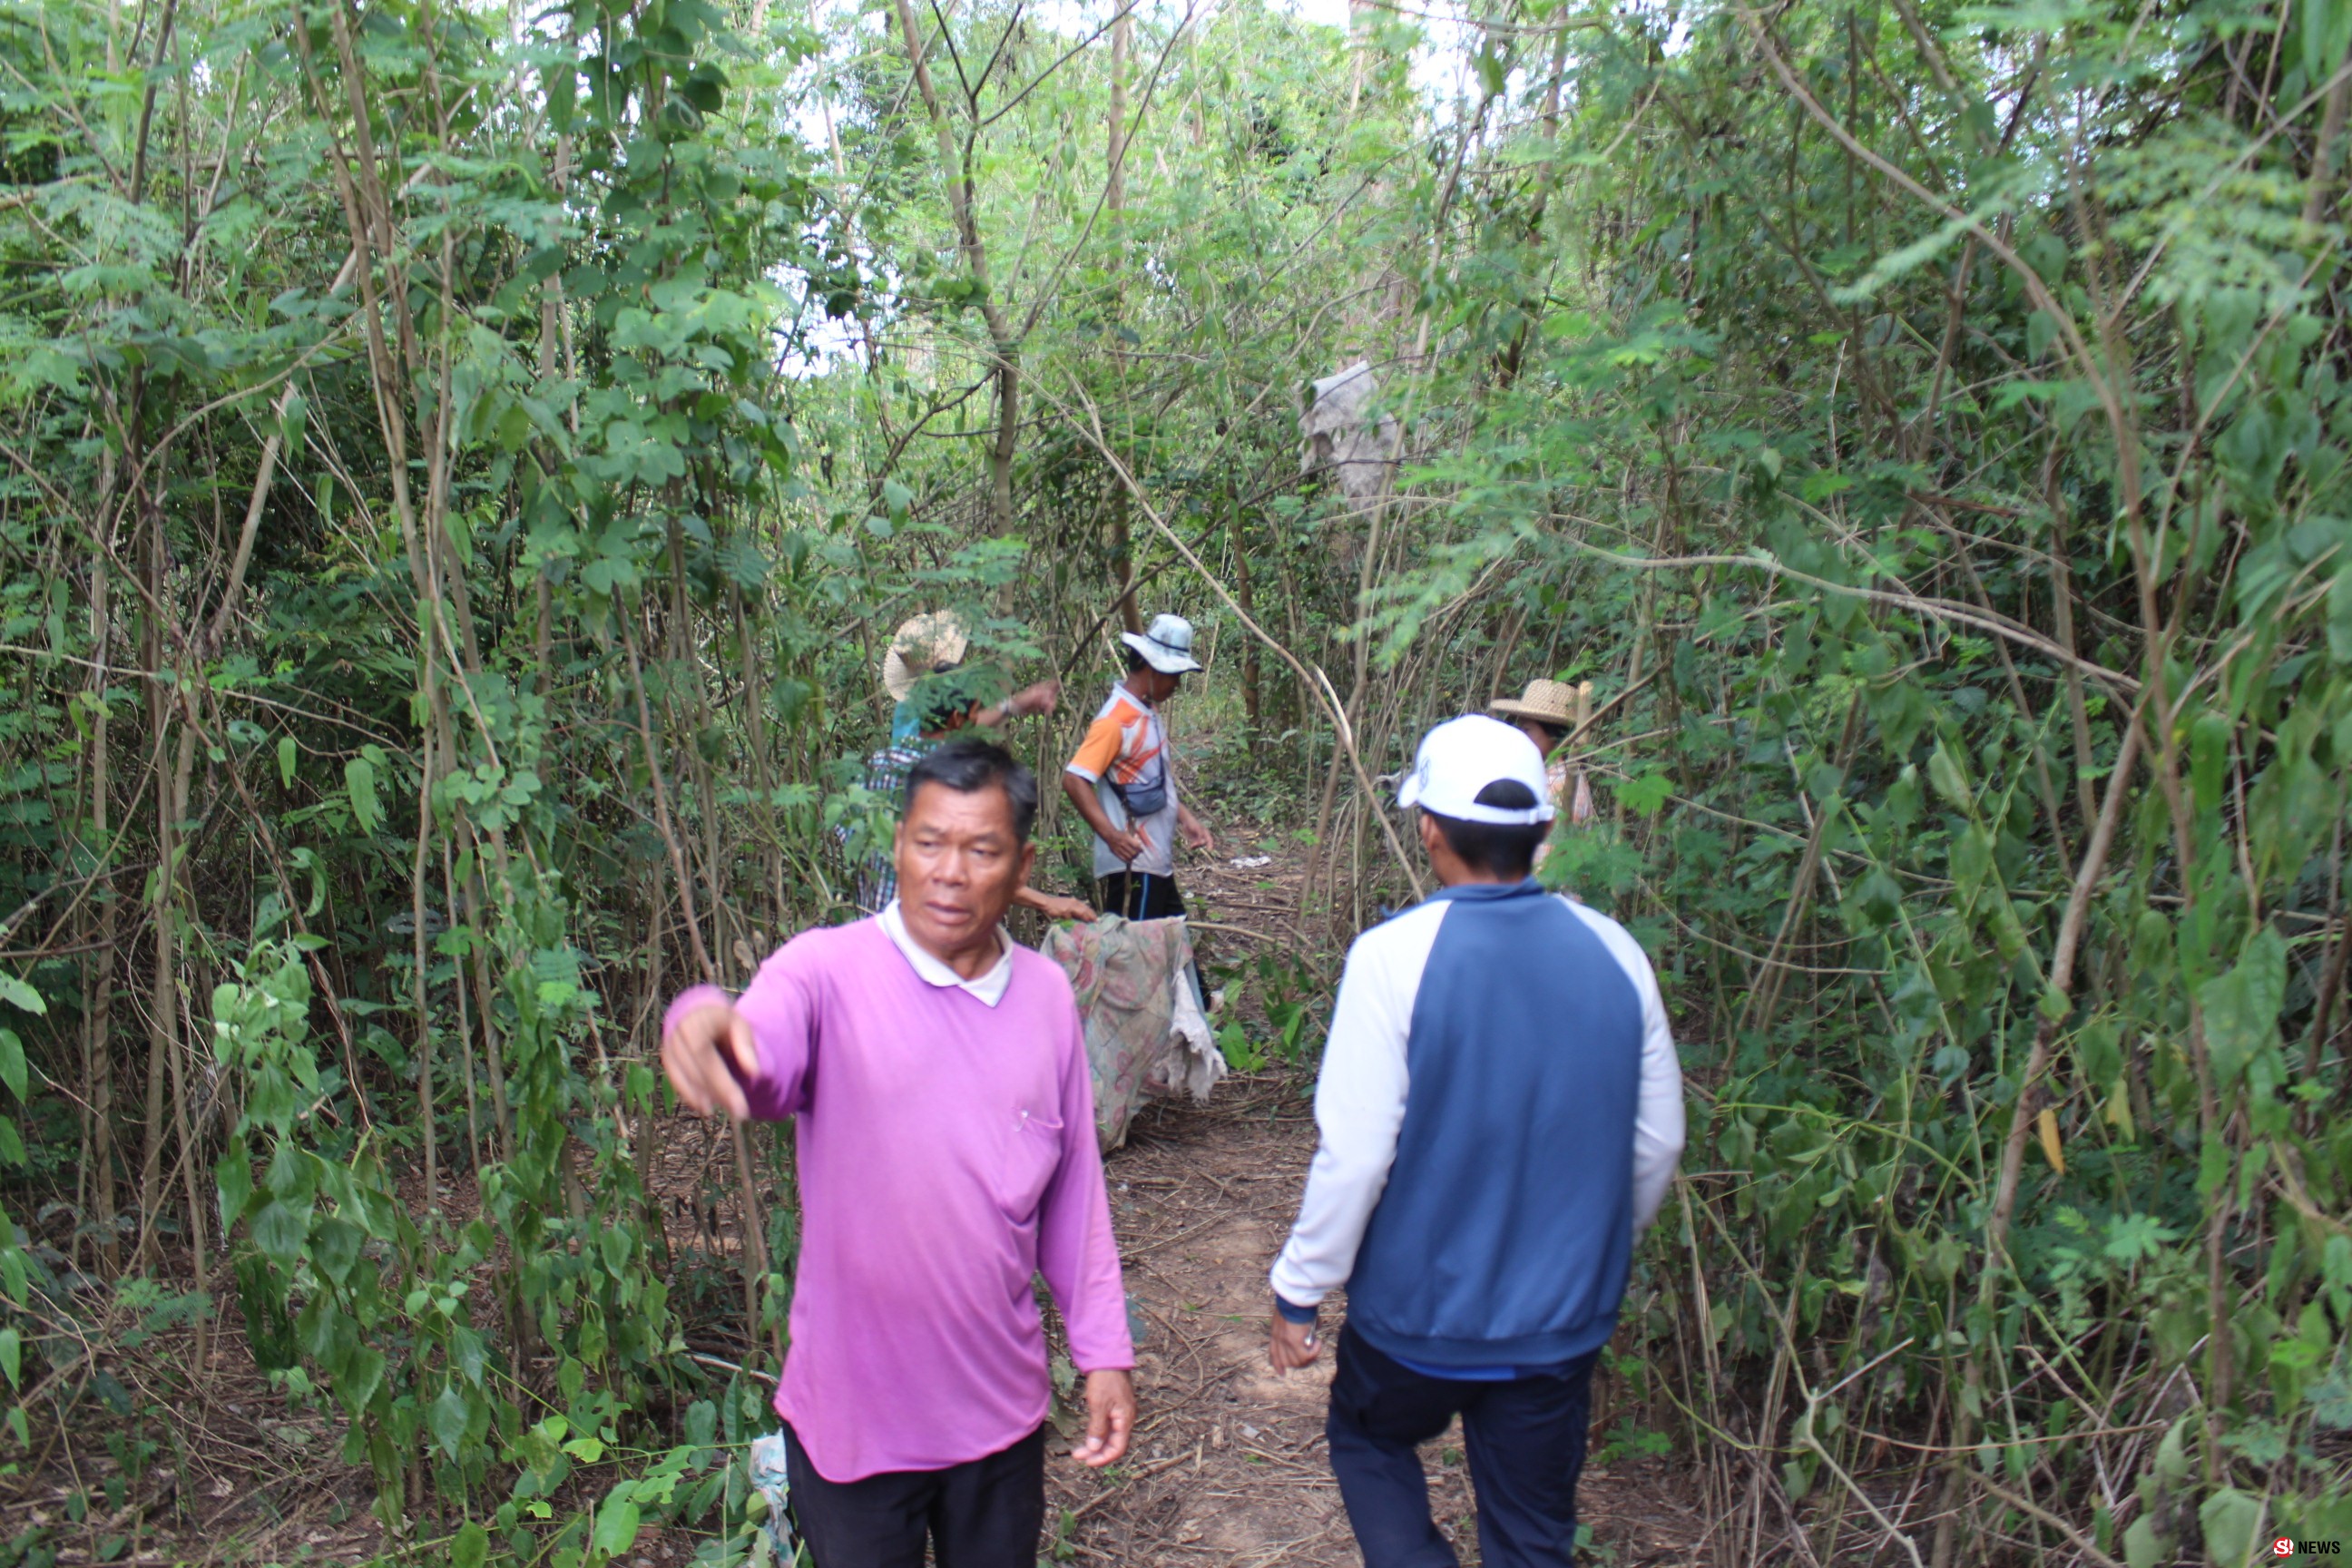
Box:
[1041,1081,1705,1568]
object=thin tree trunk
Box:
[168,927,208,1366]
[2045,450,2098,826]
[892,0,1023,536]
[730,582,787,921]
[1230,506,1260,734]
[457,857,509,1161]
[2303,60,2352,230]
[1105,8,1142,634]
[86,549,120,1272]
[414,720,436,1204]
[139,715,197,1268]
[636,864,669,1268]
[2309,802,2350,1085]
[444,840,483,1178]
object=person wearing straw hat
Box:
[880,612,1063,743]
[1265,716,1684,1568]
[1061,612,1215,924]
[858,612,1094,922]
[1491,679,1595,854]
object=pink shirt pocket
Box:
[997,1102,1064,1218]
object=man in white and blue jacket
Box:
[1266,715,1686,1568]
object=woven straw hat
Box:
[1491,678,1584,730]
[881,612,972,702]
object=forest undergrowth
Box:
[1,0,2351,1563]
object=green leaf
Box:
[0,1029,22,1102]
[2076,1018,2122,1086]
[2308,0,2352,75]
[0,1326,19,1388]
[345,757,381,836]
[593,1494,642,1556]
[2330,555,2352,662]
[450,1324,486,1387]
[452,1523,489,1568]
[2198,926,2286,1086]
[2198,1486,2266,1566]
[338,1346,386,1416]
[216,1143,253,1226]
[1225,1022,1265,1072]
[564,1435,606,1463]
[2189,710,2231,814]
[428,1385,470,1460]
[278,736,297,789]
[1618,769,1673,818]
[0,975,45,1016]
[2153,1414,2192,1485]
[309,1216,362,1286]
[1925,741,1971,809]
[2101,1212,2178,1264]
[252,1199,308,1269]
[2121,1514,2164,1568]
[1474,44,1505,98]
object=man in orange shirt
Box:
[1061,613,1214,923]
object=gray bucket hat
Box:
[1121,613,1204,674]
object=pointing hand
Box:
[661,1002,760,1120]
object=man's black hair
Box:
[1123,645,1152,673]
[905,737,1039,842]
[1525,720,1568,755]
[1424,779,1548,879]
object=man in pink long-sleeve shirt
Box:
[662,738,1136,1568]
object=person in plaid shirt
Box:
[853,615,1094,922]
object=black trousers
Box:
[783,1422,1044,1568]
[1326,1326,1600,1568]
[1096,869,1186,921]
[1098,872,1204,1006]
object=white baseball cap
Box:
[1396,715,1554,825]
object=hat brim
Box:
[1121,631,1202,674]
[883,616,971,701]
[1489,699,1573,726]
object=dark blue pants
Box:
[1326,1325,1600,1568]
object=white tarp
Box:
[1299,360,1398,507]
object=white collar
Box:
[878,900,1014,1007]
